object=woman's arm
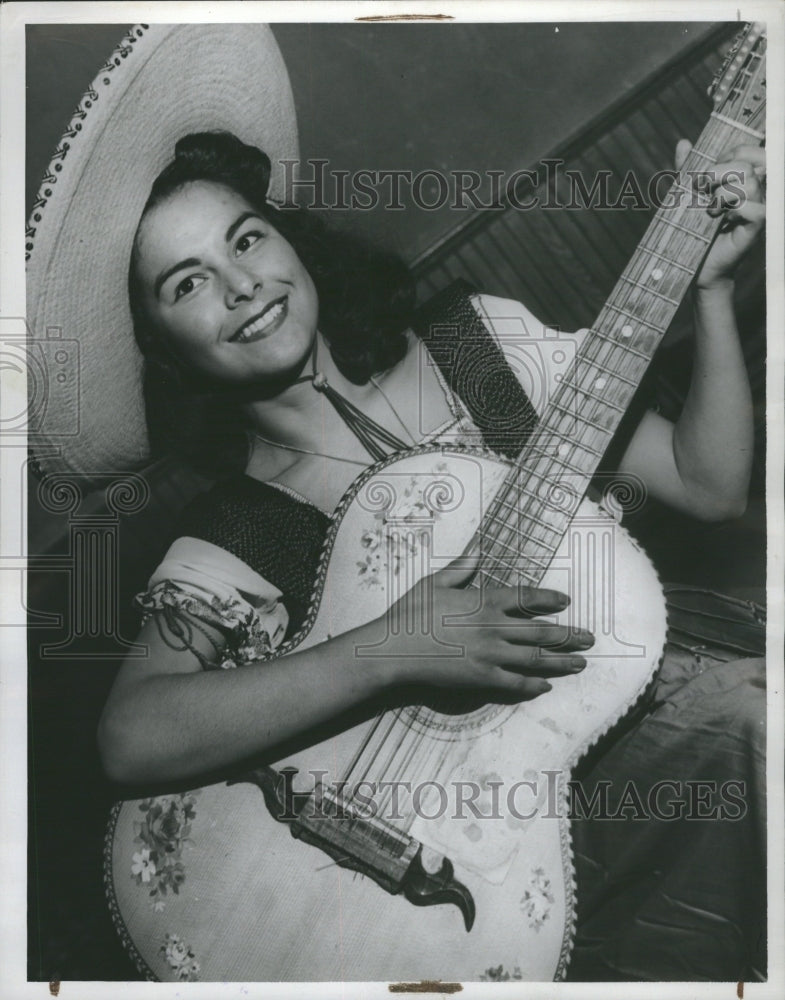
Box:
[618,142,764,521]
[617,283,753,521]
[98,561,591,785]
[97,610,395,784]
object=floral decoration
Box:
[160,932,200,981]
[479,964,524,981]
[357,470,448,589]
[131,791,200,910]
[519,866,555,931]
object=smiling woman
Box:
[127,132,416,479]
[24,20,768,987]
[134,184,320,379]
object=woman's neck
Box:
[241,330,376,454]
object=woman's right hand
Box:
[362,551,594,699]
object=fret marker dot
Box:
[621,325,633,338]
[651,268,664,281]
[595,377,607,390]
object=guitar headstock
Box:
[709,22,766,132]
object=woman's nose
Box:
[223,263,260,305]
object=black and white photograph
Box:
[1,1,783,995]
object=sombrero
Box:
[25,23,299,480]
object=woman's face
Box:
[133,181,319,385]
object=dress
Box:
[136,282,766,981]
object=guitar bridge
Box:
[231,766,475,931]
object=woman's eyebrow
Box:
[225,211,263,243]
[154,258,200,298]
[153,213,262,298]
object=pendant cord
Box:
[255,335,412,464]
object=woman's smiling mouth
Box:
[230,296,288,343]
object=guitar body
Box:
[106,446,666,982]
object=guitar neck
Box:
[477,80,765,589]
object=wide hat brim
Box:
[26,23,299,481]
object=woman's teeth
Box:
[235,300,285,342]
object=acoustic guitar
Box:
[105,22,766,983]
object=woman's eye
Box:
[173,275,205,301]
[235,231,262,255]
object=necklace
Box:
[369,374,418,447]
[252,431,369,467]
[252,337,417,466]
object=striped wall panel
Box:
[412,28,744,339]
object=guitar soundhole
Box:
[401,693,518,739]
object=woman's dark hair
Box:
[129,131,416,478]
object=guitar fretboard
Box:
[476,38,765,588]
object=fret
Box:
[636,244,696,275]
[493,533,558,558]
[478,568,511,588]
[563,381,627,413]
[685,147,717,165]
[710,110,765,141]
[547,426,604,458]
[603,304,664,334]
[509,465,584,507]
[667,181,713,210]
[589,326,651,361]
[579,358,638,387]
[517,553,554,570]
[512,461,588,504]
[495,495,564,534]
[548,396,617,434]
[548,453,591,477]
[498,480,550,510]
[657,216,713,243]
[620,273,681,307]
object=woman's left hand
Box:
[675,139,766,291]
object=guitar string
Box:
[342,198,705,833]
[335,113,761,836]
[406,132,731,786]
[350,193,701,818]
[387,49,770,767]
[376,85,768,829]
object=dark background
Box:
[26,22,708,261]
[26,22,766,982]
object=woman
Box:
[96,129,766,980]
[26,24,765,984]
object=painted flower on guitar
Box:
[130,848,156,883]
[160,933,200,982]
[479,964,524,982]
[356,471,448,588]
[131,791,200,910]
[520,866,556,931]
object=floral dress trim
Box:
[136,580,281,669]
[135,536,289,669]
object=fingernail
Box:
[537,681,553,694]
[556,592,571,610]
[570,658,587,672]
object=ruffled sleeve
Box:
[134,536,289,669]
